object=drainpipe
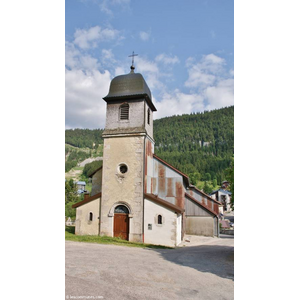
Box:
[98,195,102,236]
[142,136,146,243]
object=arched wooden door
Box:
[113,205,129,240]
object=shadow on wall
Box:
[153,244,234,281]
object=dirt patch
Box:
[65,169,82,181]
[78,157,103,167]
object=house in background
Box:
[221,180,230,189]
[210,188,232,214]
[72,64,221,247]
[76,181,86,194]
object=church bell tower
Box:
[100,59,157,242]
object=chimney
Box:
[84,193,89,200]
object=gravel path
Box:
[65,235,234,300]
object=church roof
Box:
[188,185,222,205]
[185,193,218,217]
[72,192,102,208]
[76,181,86,185]
[153,154,190,186]
[210,189,232,195]
[103,72,157,111]
[88,166,102,178]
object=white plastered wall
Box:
[75,198,100,235]
[144,198,181,247]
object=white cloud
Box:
[135,57,166,91]
[137,57,159,73]
[155,53,179,65]
[115,66,126,76]
[65,68,111,129]
[185,69,216,88]
[73,26,121,49]
[139,31,150,41]
[204,53,225,66]
[152,75,233,120]
[65,41,100,70]
[175,53,233,114]
[102,49,115,60]
[205,78,234,110]
[99,0,131,15]
[65,41,81,69]
[65,39,233,129]
[185,53,226,89]
[153,90,205,120]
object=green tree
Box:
[203,181,213,194]
[65,202,76,219]
[65,179,77,204]
[189,172,201,185]
[213,178,217,188]
[82,160,103,177]
[204,173,211,181]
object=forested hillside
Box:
[154,106,234,185]
[65,106,234,187]
[65,128,104,148]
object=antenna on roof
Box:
[128,51,138,73]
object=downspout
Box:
[98,194,102,236]
[142,136,145,243]
[142,100,146,243]
[98,169,103,236]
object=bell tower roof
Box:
[103,71,157,112]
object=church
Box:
[72,62,222,247]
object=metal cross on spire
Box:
[128,51,138,72]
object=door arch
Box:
[113,205,129,240]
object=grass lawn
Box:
[73,166,84,171]
[65,226,172,249]
[85,183,92,192]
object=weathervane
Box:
[128,51,138,72]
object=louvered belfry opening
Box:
[147,108,150,125]
[120,103,129,120]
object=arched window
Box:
[114,205,129,214]
[158,214,162,224]
[147,108,150,125]
[89,212,93,221]
[120,103,129,120]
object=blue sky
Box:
[65,0,234,129]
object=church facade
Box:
[72,65,221,247]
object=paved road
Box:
[65,236,234,300]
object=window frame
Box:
[158,214,162,224]
[119,103,129,120]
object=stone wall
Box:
[100,135,145,242]
[144,102,153,139]
[91,168,102,196]
[105,99,145,130]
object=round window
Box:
[119,164,128,174]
